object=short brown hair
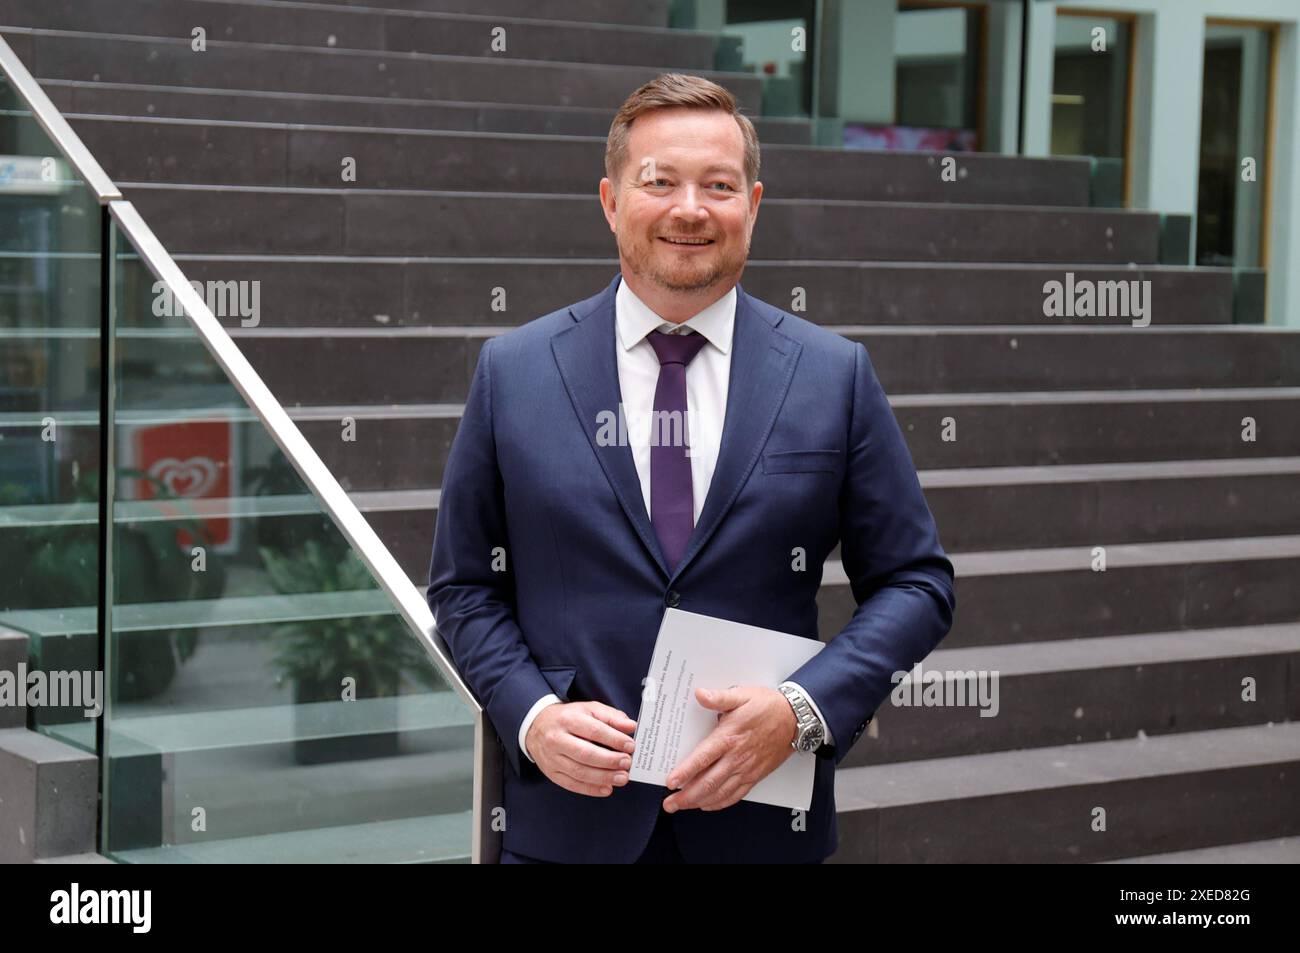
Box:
[605,73,761,189]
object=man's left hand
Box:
[663,685,796,813]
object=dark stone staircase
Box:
[3,0,1297,862]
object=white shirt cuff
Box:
[780,681,835,747]
[518,693,562,763]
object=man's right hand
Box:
[525,701,637,797]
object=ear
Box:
[599,177,618,233]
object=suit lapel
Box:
[671,284,801,582]
[551,274,671,577]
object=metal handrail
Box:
[0,34,120,202]
[0,29,496,860]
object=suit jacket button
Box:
[664,590,681,608]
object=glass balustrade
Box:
[0,40,484,864]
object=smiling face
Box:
[599,107,762,321]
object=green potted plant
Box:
[261,538,443,764]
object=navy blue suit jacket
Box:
[427,273,955,863]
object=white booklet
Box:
[629,608,824,811]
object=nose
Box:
[670,184,709,224]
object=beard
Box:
[618,225,749,294]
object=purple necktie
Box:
[646,330,709,572]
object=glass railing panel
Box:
[101,217,476,863]
[1197,19,1274,324]
[0,69,104,748]
[1050,13,1134,191]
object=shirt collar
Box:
[616,278,736,356]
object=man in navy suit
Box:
[427,73,955,863]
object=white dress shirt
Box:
[518,279,834,763]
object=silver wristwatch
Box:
[779,685,825,752]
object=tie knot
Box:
[647,329,708,367]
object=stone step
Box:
[855,327,1300,391]
[820,535,1300,647]
[215,326,1300,407]
[922,458,1300,551]
[340,458,1300,581]
[0,0,710,68]
[40,80,816,144]
[1104,835,1300,863]
[367,492,1300,649]
[243,389,1297,498]
[0,727,98,863]
[890,387,1300,468]
[352,488,441,579]
[0,627,27,729]
[830,721,1300,862]
[417,533,1300,650]
[10,28,760,110]
[371,499,1294,647]
[170,256,1239,327]
[123,183,1162,262]
[839,623,1300,767]
[70,114,1093,206]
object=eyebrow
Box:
[640,162,743,178]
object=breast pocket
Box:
[762,449,841,474]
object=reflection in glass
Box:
[893,3,981,148]
[1197,24,1273,270]
[1051,14,1132,206]
[706,0,816,117]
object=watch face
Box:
[798,724,824,751]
